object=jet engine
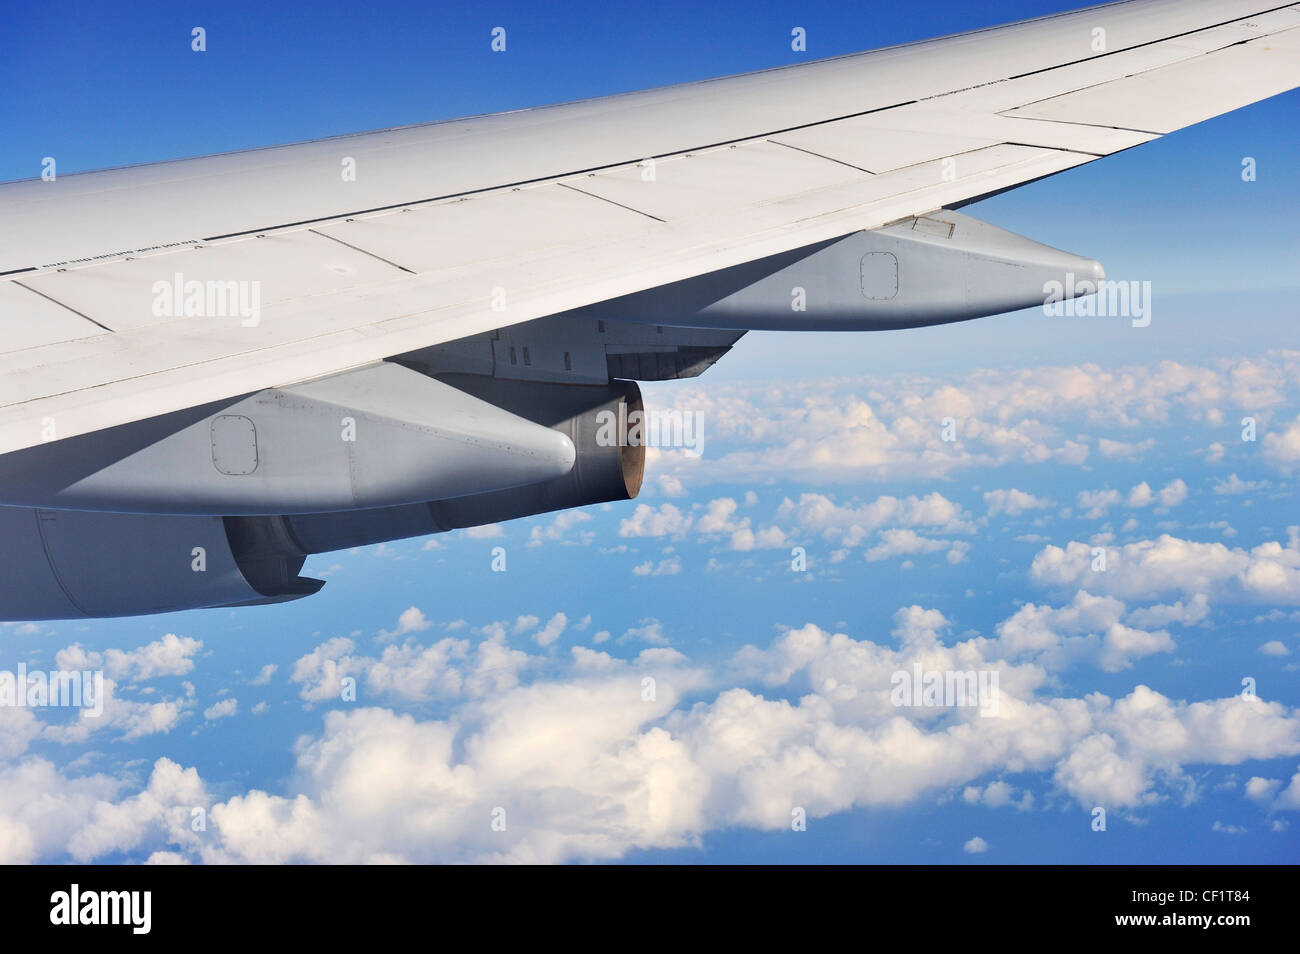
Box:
[0,376,643,619]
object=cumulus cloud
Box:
[633,557,682,576]
[1078,479,1187,518]
[1276,767,1300,810]
[534,613,568,647]
[290,625,543,704]
[777,491,973,548]
[962,781,1033,811]
[619,497,786,552]
[203,699,237,721]
[378,607,432,640]
[1213,474,1267,495]
[1124,594,1210,629]
[291,637,369,704]
[1078,489,1121,519]
[865,529,968,565]
[1244,776,1280,804]
[981,590,1175,673]
[57,634,202,682]
[0,757,206,864]
[648,351,1300,486]
[984,489,1053,517]
[1156,479,1189,508]
[1263,414,1300,471]
[619,503,691,539]
[7,603,1300,864]
[1098,438,1155,460]
[529,511,593,546]
[37,637,201,743]
[1031,533,1300,604]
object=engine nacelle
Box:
[0,377,643,620]
[0,363,576,516]
[565,209,1106,331]
[259,376,645,554]
[0,506,319,620]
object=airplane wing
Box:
[2,0,1298,458]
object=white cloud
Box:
[647,352,1300,486]
[963,836,989,854]
[619,503,691,539]
[1244,776,1280,802]
[379,606,432,640]
[620,497,785,552]
[984,489,1053,517]
[621,620,669,646]
[1124,594,1210,628]
[290,637,368,704]
[1079,479,1186,517]
[1098,438,1154,460]
[203,699,237,720]
[529,511,593,546]
[1157,479,1188,508]
[656,474,688,498]
[1213,474,1266,495]
[1031,533,1300,605]
[8,606,1300,863]
[961,781,1032,811]
[367,640,469,700]
[57,634,202,682]
[984,590,1175,673]
[1276,767,1300,810]
[1078,489,1121,519]
[695,498,741,535]
[0,757,206,864]
[633,557,682,576]
[777,491,973,547]
[535,613,568,648]
[1263,414,1300,471]
[864,530,967,565]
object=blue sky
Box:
[2,0,1299,864]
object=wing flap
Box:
[312,184,652,273]
[0,283,108,351]
[19,230,409,334]
[557,141,870,219]
[1002,27,1300,133]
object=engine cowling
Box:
[0,506,317,620]
[256,376,644,553]
[0,377,643,620]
